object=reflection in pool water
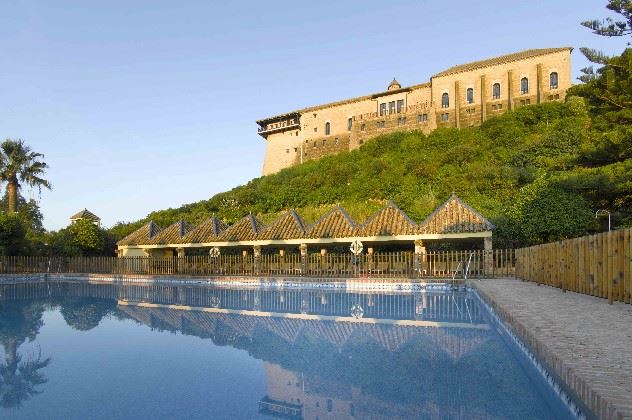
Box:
[0,281,578,419]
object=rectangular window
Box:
[379,103,386,116]
[347,117,353,131]
[396,99,404,113]
[360,123,366,131]
[335,137,339,144]
[327,399,333,412]
[417,113,428,122]
[389,101,395,114]
[441,113,449,121]
[286,149,289,153]
[322,139,326,145]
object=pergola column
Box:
[300,243,308,276]
[253,245,262,275]
[367,247,374,274]
[414,240,427,278]
[483,237,493,277]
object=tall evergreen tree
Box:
[578,0,632,82]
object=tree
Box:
[0,214,27,256]
[578,0,632,82]
[49,219,110,256]
[503,177,593,245]
[0,139,51,214]
[0,301,51,408]
[581,0,632,38]
[60,298,117,331]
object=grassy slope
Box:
[109,99,631,245]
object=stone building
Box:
[257,47,572,175]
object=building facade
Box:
[257,47,572,175]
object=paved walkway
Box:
[473,279,632,420]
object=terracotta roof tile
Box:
[70,208,100,222]
[360,201,417,236]
[306,206,358,239]
[258,209,306,240]
[418,194,494,234]
[218,214,264,242]
[432,47,572,78]
[147,220,195,245]
[116,221,162,246]
[179,215,228,244]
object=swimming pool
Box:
[0,280,581,419]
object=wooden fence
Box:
[516,228,632,304]
[0,249,516,280]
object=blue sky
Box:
[0,0,626,230]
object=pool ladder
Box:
[450,252,474,290]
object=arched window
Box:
[325,122,331,135]
[441,93,449,108]
[492,83,501,99]
[550,72,558,89]
[466,88,474,104]
[520,77,529,95]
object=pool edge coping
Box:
[472,281,609,420]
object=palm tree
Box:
[0,139,51,214]
[0,301,50,408]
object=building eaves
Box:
[432,47,572,78]
[256,83,431,125]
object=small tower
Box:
[70,208,101,226]
[387,78,401,91]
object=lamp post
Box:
[595,209,611,232]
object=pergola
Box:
[117,194,494,258]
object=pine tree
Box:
[578,0,632,82]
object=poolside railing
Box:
[515,228,632,304]
[0,249,516,280]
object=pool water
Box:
[0,281,579,419]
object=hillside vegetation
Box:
[110,87,632,247]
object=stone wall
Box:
[261,49,572,175]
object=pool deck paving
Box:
[473,279,632,420]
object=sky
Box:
[0,0,627,230]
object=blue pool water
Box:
[0,280,579,419]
